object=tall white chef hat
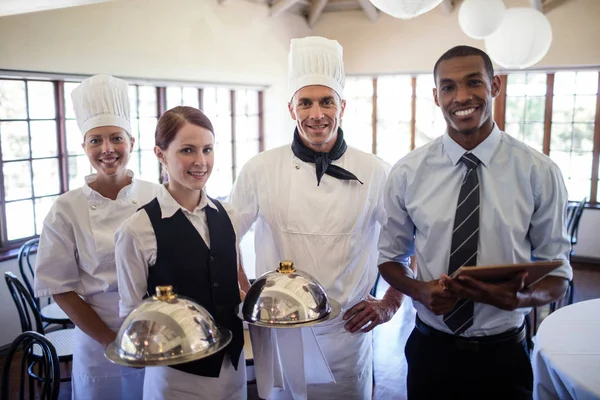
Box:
[71,74,131,138]
[288,36,345,101]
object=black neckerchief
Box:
[291,127,363,186]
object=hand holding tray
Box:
[450,260,564,287]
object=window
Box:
[376,75,413,166]
[342,76,374,153]
[340,70,600,204]
[0,73,264,251]
[0,79,61,242]
[504,73,546,153]
[550,71,598,202]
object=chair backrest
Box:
[17,238,40,307]
[568,197,587,247]
[1,331,60,400]
[4,272,44,334]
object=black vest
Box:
[143,197,243,378]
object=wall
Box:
[0,0,309,149]
[313,0,600,74]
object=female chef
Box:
[34,74,161,399]
[115,106,250,400]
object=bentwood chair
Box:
[1,331,61,400]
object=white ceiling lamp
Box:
[484,7,552,69]
[458,0,506,39]
[368,0,443,19]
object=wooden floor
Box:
[1,262,598,400]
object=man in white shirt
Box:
[378,45,572,399]
[229,36,404,399]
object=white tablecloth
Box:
[533,298,600,400]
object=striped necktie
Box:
[443,152,481,335]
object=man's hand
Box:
[414,280,460,315]
[342,296,398,333]
[439,272,527,311]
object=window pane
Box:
[506,123,544,152]
[572,123,594,151]
[377,75,412,123]
[0,80,27,119]
[32,159,60,196]
[166,87,182,110]
[552,95,575,122]
[130,118,140,151]
[377,121,411,166]
[138,118,157,150]
[524,97,545,122]
[344,77,374,153]
[66,119,84,155]
[415,75,434,97]
[505,97,525,123]
[551,123,573,151]
[236,139,259,174]
[203,88,231,117]
[345,77,373,98]
[35,196,58,235]
[3,161,32,201]
[30,120,58,158]
[6,200,35,240]
[183,88,200,109]
[27,81,55,119]
[236,115,259,141]
[554,72,577,95]
[0,121,30,160]
[64,82,80,119]
[574,95,597,121]
[206,167,232,200]
[68,155,92,189]
[138,86,157,118]
[139,150,159,183]
[129,85,138,119]
[575,71,598,95]
[128,151,141,179]
[215,138,233,170]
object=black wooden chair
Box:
[17,238,71,328]
[5,272,74,382]
[1,331,61,400]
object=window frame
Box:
[0,70,265,253]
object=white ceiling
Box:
[0,0,115,17]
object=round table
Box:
[533,298,600,400]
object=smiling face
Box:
[82,126,134,177]
[288,85,346,153]
[154,122,214,193]
[434,55,501,147]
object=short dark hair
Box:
[433,45,495,84]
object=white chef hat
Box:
[71,74,131,138]
[288,36,345,101]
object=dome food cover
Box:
[105,286,231,367]
[239,260,341,328]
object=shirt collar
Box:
[442,124,501,167]
[82,169,136,199]
[157,183,218,219]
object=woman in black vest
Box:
[115,106,250,399]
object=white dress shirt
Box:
[115,184,242,318]
[34,170,161,298]
[378,125,573,337]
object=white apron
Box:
[230,147,387,400]
[143,352,247,400]
[72,292,144,400]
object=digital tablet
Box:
[450,260,564,287]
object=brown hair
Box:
[155,106,214,150]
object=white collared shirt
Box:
[115,184,242,317]
[378,125,573,336]
[34,171,162,298]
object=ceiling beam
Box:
[356,0,379,22]
[217,0,233,4]
[440,0,454,15]
[270,0,302,17]
[308,0,328,28]
[530,0,543,11]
